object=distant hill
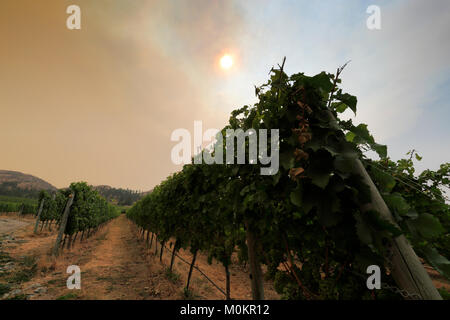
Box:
[0,170,57,198]
[140,189,153,196]
[0,170,149,204]
[93,185,145,206]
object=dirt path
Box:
[1,214,279,300]
[2,214,449,300]
[0,216,33,234]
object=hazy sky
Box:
[1,0,449,191]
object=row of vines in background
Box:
[128,60,449,300]
[35,183,119,249]
[65,182,119,236]
[0,195,37,215]
[0,202,36,215]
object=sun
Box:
[220,54,233,70]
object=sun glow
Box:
[220,54,233,70]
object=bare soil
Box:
[1,214,448,300]
[0,214,279,300]
[0,215,33,234]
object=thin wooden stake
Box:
[160,240,166,262]
[33,199,45,234]
[225,264,231,300]
[352,159,442,300]
[73,232,79,246]
[186,250,198,291]
[170,240,179,271]
[149,233,154,248]
[326,63,441,300]
[52,194,74,257]
[245,220,265,300]
[61,234,67,250]
[67,234,73,250]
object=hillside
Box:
[0,170,57,198]
[0,170,149,205]
[93,185,144,206]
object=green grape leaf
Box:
[345,131,356,142]
[336,93,357,115]
[364,210,403,237]
[370,165,396,192]
[383,192,410,216]
[410,213,445,239]
[421,246,450,280]
[335,103,348,113]
[351,124,374,144]
[372,143,387,159]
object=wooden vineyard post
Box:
[18,204,24,217]
[52,194,74,257]
[170,240,179,271]
[225,264,231,300]
[324,89,442,300]
[61,235,67,249]
[352,159,442,300]
[244,219,265,300]
[67,234,73,250]
[73,232,78,246]
[33,199,45,234]
[186,250,198,291]
[149,233,154,248]
[160,240,166,262]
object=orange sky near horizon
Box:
[0,1,242,190]
[2,1,449,192]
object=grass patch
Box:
[0,251,12,264]
[0,283,11,295]
[20,255,37,268]
[96,275,116,282]
[46,279,67,287]
[0,195,37,205]
[96,234,107,241]
[165,268,180,284]
[438,288,450,300]
[182,287,199,300]
[8,255,37,283]
[6,294,28,300]
[56,292,79,300]
[10,267,36,283]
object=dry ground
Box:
[0,214,33,234]
[0,213,448,300]
[0,214,279,300]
